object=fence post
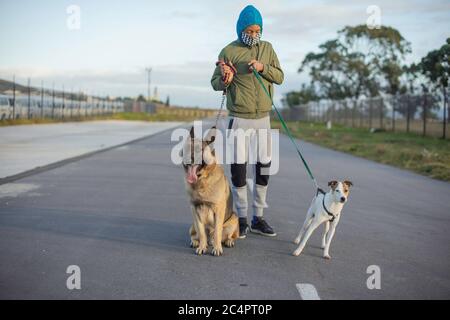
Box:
[344,101,350,126]
[423,92,427,137]
[12,75,16,119]
[406,95,410,133]
[392,95,396,132]
[62,86,65,120]
[52,83,55,119]
[27,77,31,119]
[379,98,383,129]
[78,90,82,118]
[319,102,325,122]
[330,103,333,123]
[359,100,363,128]
[41,80,44,118]
[443,85,447,139]
[70,89,73,119]
[352,100,356,128]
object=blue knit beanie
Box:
[236,5,263,39]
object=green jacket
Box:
[211,40,284,119]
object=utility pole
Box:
[145,67,152,102]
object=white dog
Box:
[293,180,353,259]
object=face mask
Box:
[241,31,261,47]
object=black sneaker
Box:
[250,216,277,237]
[238,218,249,239]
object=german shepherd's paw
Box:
[211,246,223,256]
[224,239,235,248]
[190,239,199,248]
[195,246,208,255]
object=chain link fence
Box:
[280,93,449,139]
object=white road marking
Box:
[296,283,321,300]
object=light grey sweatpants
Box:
[223,115,272,219]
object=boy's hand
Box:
[248,60,264,73]
[222,65,234,85]
[217,60,236,86]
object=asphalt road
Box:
[1,120,449,299]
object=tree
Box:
[282,83,319,108]
[289,24,413,127]
[418,38,450,137]
[137,94,146,102]
[338,25,411,97]
[298,35,378,125]
[299,39,353,101]
[418,38,449,90]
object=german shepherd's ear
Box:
[189,126,195,139]
[343,180,353,187]
[205,126,216,145]
[328,180,338,189]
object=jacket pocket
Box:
[229,84,251,114]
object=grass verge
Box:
[271,120,450,182]
[0,112,202,127]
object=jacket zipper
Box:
[255,44,260,115]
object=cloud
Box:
[1,0,449,108]
[171,10,200,19]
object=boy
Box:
[210,5,284,238]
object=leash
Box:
[251,68,320,191]
[213,60,236,128]
[214,87,227,128]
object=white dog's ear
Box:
[328,180,338,189]
[204,126,216,145]
[343,180,353,187]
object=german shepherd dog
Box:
[182,126,239,256]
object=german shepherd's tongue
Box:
[186,165,199,184]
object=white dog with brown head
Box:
[293,180,353,259]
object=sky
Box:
[0,0,449,108]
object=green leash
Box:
[252,68,319,190]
